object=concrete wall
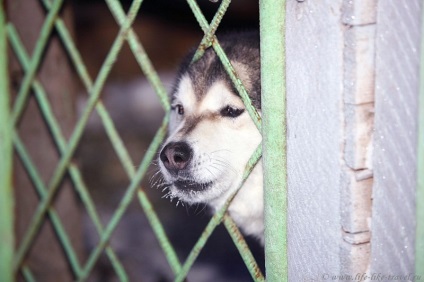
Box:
[371,0,421,276]
[286,0,421,278]
[286,1,344,279]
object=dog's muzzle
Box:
[159,141,213,192]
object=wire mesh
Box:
[3,0,281,281]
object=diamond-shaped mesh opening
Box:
[14,145,44,243]
[77,126,131,211]
[74,3,122,81]
[4,0,268,280]
[109,206,175,281]
[15,96,60,178]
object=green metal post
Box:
[259,0,288,281]
[415,4,424,278]
[0,1,14,282]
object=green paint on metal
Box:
[181,1,265,280]
[69,164,129,281]
[14,134,82,275]
[223,215,265,281]
[10,0,180,277]
[7,0,271,278]
[191,0,231,63]
[8,24,129,280]
[13,0,144,271]
[9,12,172,275]
[106,0,170,111]
[175,145,262,282]
[415,5,424,278]
[47,0,180,270]
[21,265,36,282]
[186,0,262,131]
[260,0,288,281]
[214,43,262,131]
[77,116,169,281]
[137,189,182,275]
[35,0,177,272]
[0,2,14,281]
[11,0,64,123]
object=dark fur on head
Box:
[171,31,261,109]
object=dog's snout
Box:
[160,142,193,173]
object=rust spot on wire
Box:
[223,214,265,281]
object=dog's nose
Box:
[160,142,193,173]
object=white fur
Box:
[159,76,264,242]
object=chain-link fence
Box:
[0,0,287,281]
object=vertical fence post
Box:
[259,0,288,281]
[0,1,14,282]
[416,4,424,277]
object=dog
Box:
[157,32,264,243]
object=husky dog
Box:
[158,32,263,242]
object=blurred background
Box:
[72,0,263,281]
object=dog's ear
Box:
[230,60,253,93]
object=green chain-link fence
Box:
[0,0,288,281]
[2,0,424,280]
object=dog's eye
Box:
[173,104,184,115]
[220,106,244,118]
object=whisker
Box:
[151,177,166,189]
[195,203,208,216]
[211,156,232,165]
[209,164,225,175]
[205,167,217,179]
[203,151,238,176]
[149,169,163,185]
[162,185,170,193]
[209,149,232,155]
[210,160,237,175]
[156,181,171,189]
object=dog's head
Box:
[158,32,261,206]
